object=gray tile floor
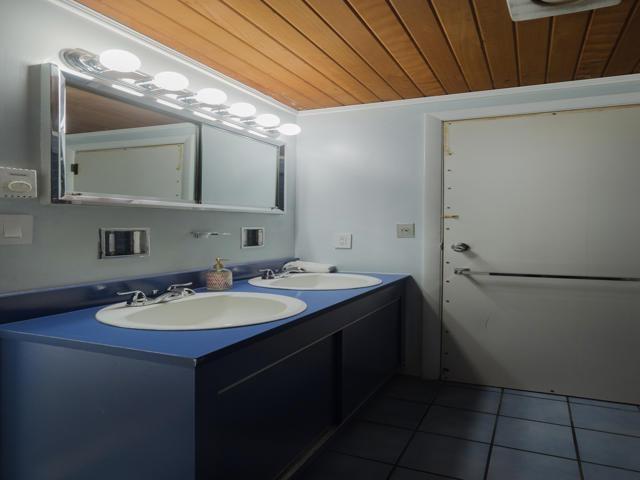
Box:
[296,376,640,480]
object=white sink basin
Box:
[95,292,307,330]
[248,273,382,290]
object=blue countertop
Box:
[0,273,407,365]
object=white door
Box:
[442,105,640,404]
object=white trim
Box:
[49,0,297,115]
[299,73,640,116]
[424,92,640,122]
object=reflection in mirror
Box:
[64,86,197,202]
[201,124,284,211]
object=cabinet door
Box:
[342,300,401,417]
[215,338,334,479]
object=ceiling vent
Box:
[506,0,621,21]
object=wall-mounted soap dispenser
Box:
[206,257,232,291]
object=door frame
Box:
[420,92,640,380]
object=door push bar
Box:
[454,268,640,283]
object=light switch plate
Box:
[334,233,352,249]
[0,215,33,245]
[397,223,415,238]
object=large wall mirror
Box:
[46,64,285,213]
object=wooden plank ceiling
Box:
[78,0,640,110]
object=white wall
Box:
[0,0,297,293]
[296,75,640,378]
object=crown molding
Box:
[298,74,640,116]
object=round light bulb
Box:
[255,113,281,128]
[228,102,256,118]
[99,49,141,73]
[277,123,302,136]
[152,71,189,91]
[195,88,227,105]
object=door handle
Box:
[451,242,470,252]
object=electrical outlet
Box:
[334,233,352,249]
[397,223,415,238]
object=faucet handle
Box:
[167,282,196,296]
[259,268,276,280]
[117,290,148,306]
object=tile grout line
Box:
[482,387,504,480]
[384,393,440,406]
[336,417,638,471]
[385,386,441,480]
[431,403,571,426]
[316,379,640,479]
[356,417,602,463]
[503,391,569,403]
[568,402,585,480]
[490,444,582,463]
[329,445,640,476]
[580,460,640,474]
[573,425,640,440]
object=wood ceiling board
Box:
[138,0,340,108]
[81,0,317,109]
[516,18,551,86]
[77,0,639,110]
[547,12,591,83]
[390,0,469,94]
[305,0,422,99]
[183,0,358,106]
[575,0,637,79]
[471,0,519,89]
[431,0,493,91]
[220,0,379,104]
[347,0,444,97]
[265,0,401,101]
[604,1,640,76]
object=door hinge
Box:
[70,164,79,175]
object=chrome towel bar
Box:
[454,268,640,282]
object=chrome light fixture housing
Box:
[58,48,302,138]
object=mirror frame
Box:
[45,63,286,214]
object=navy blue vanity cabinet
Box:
[196,281,405,479]
[0,275,407,480]
[341,300,402,418]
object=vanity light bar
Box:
[58,47,302,138]
[193,111,218,122]
[247,130,269,138]
[156,98,183,110]
[62,69,95,81]
[222,120,244,130]
[111,83,144,97]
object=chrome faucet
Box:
[117,282,196,307]
[259,268,277,280]
[259,266,304,280]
